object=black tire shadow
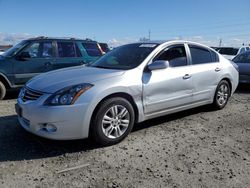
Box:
[236,84,250,94]
[0,115,101,162]
[4,89,20,100]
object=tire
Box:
[0,81,6,100]
[91,97,135,146]
[212,80,231,110]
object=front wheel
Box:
[212,80,231,110]
[0,81,6,100]
[91,97,135,146]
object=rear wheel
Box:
[0,81,6,100]
[212,80,231,110]
[91,97,135,146]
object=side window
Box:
[210,50,219,62]
[41,42,52,58]
[189,45,213,65]
[75,44,82,57]
[82,42,102,57]
[155,45,188,67]
[57,42,77,58]
[240,48,246,54]
[22,42,40,58]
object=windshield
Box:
[2,40,29,57]
[90,43,159,70]
[216,48,239,55]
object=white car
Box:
[215,46,250,60]
[16,40,239,146]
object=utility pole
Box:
[219,38,222,47]
[148,29,151,41]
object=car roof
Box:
[26,37,98,43]
[132,40,214,48]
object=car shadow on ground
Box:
[4,89,19,100]
[236,84,250,94]
[0,104,213,163]
[1,84,248,162]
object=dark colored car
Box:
[0,37,103,99]
[232,50,250,84]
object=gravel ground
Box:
[0,86,250,188]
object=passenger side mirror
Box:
[17,52,30,61]
[148,60,169,71]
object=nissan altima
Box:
[16,40,239,146]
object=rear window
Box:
[189,45,213,65]
[82,42,102,57]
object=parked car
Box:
[16,40,239,146]
[232,50,250,83]
[215,46,250,60]
[0,37,103,99]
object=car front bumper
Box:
[16,95,91,140]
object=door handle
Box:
[183,74,191,79]
[215,67,221,72]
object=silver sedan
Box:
[16,40,239,145]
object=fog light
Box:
[42,123,57,133]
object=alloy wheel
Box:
[101,105,130,139]
[216,83,229,106]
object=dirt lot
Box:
[0,86,250,188]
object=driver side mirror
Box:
[148,60,169,71]
[16,52,31,61]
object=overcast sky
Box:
[0,0,250,47]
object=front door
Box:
[143,44,193,115]
[13,41,54,85]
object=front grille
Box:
[22,87,44,102]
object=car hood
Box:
[26,66,125,93]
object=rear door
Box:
[13,41,54,85]
[142,44,193,115]
[188,44,221,103]
[53,41,84,70]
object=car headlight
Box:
[44,83,93,106]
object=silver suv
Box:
[16,40,239,146]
